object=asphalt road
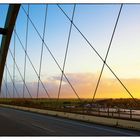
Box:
[0,107,139,136]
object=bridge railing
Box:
[1,98,139,121]
[59,107,140,121]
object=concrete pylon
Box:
[0,4,20,92]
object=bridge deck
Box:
[0,106,139,136]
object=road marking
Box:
[31,123,55,133]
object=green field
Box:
[0,98,140,110]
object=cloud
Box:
[1,73,140,99]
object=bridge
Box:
[0,4,140,136]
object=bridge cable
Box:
[57,4,137,104]
[21,5,81,101]
[14,29,50,99]
[3,79,11,98]
[91,4,123,103]
[13,27,16,98]
[23,4,30,98]
[0,88,4,98]
[5,65,8,98]
[57,4,76,100]
[1,68,8,98]
[5,64,20,98]
[36,4,48,99]
[9,48,32,98]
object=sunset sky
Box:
[1,4,140,99]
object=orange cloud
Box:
[2,73,140,99]
[45,73,140,99]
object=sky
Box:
[0,4,8,44]
[1,4,140,99]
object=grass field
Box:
[0,98,140,110]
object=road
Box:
[0,107,139,136]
